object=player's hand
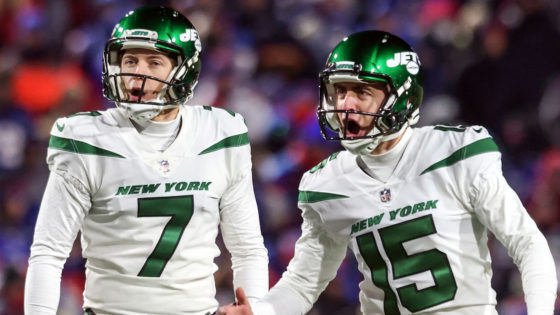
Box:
[217,287,253,315]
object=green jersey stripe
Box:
[49,135,125,158]
[421,137,498,175]
[434,125,466,132]
[202,105,236,117]
[198,132,249,155]
[298,190,349,203]
[67,111,101,118]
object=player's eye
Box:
[334,85,346,96]
[358,88,372,96]
[122,58,136,66]
[148,57,168,67]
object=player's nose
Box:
[133,60,150,75]
[341,92,360,111]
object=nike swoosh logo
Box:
[56,122,65,132]
[473,127,483,133]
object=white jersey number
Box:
[137,195,194,277]
[356,215,457,313]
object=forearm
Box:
[229,233,269,303]
[252,209,347,315]
[24,257,65,314]
[252,281,309,315]
[221,171,269,300]
[517,232,557,315]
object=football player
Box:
[24,6,268,315]
[218,30,557,315]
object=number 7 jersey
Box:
[28,105,268,314]
[291,125,555,314]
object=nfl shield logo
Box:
[380,188,391,203]
[159,160,171,174]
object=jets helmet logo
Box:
[179,29,202,52]
[386,52,420,75]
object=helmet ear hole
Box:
[378,116,392,131]
[169,85,187,100]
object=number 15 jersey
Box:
[255,125,556,315]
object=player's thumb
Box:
[235,287,249,306]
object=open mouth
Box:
[128,88,144,101]
[343,118,369,138]
[347,119,361,135]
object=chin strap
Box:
[117,98,178,121]
[342,123,410,155]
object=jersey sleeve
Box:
[252,174,348,315]
[25,171,91,314]
[466,128,557,315]
[24,118,92,315]
[218,112,269,303]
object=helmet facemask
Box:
[104,42,196,121]
[318,63,417,154]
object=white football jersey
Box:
[27,106,268,314]
[254,125,556,315]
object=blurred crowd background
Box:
[1,0,560,314]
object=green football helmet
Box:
[318,30,423,154]
[102,5,202,120]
